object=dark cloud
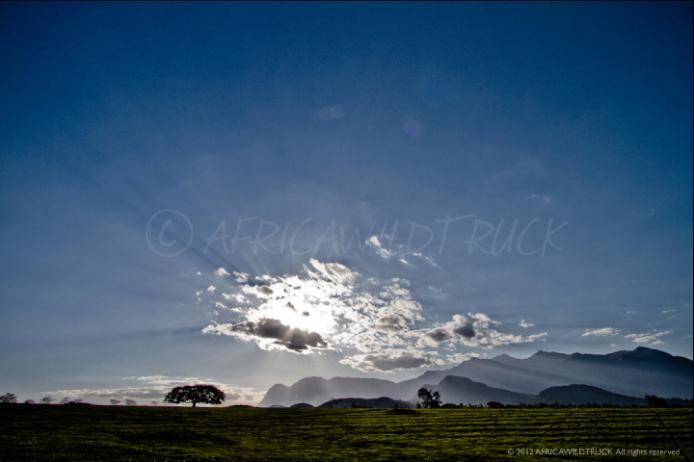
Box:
[426,327,452,342]
[233,318,326,352]
[453,321,476,339]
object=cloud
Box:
[200,259,545,372]
[582,327,621,337]
[341,350,481,372]
[215,267,230,277]
[519,319,535,328]
[365,235,394,259]
[422,313,547,348]
[624,330,672,346]
[425,327,452,342]
[341,350,440,372]
[364,235,438,268]
[204,318,326,352]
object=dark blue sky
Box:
[1,2,691,403]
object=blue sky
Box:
[0,2,691,404]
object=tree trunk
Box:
[192,401,197,408]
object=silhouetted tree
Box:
[417,387,441,409]
[0,393,17,404]
[109,399,121,405]
[164,385,225,407]
[125,399,137,406]
[646,395,668,408]
[487,401,504,408]
[41,396,54,404]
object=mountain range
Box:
[259,347,693,407]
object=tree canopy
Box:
[0,393,17,404]
[417,387,441,409]
[164,385,225,407]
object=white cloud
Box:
[661,309,677,314]
[200,259,545,372]
[624,330,672,346]
[365,235,394,259]
[364,235,438,268]
[582,327,621,337]
[206,285,216,293]
[519,319,535,328]
[215,267,230,277]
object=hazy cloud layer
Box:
[47,375,263,405]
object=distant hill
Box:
[535,385,645,406]
[289,402,314,409]
[260,376,398,407]
[432,378,655,406]
[428,375,660,406]
[297,380,655,408]
[432,376,535,405]
[259,347,693,406]
[318,397,413,409]
[438,347,692,397]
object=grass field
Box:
[1,405,692,461]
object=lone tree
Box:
[0,393,17,404]
[417,387,441,409]
[646,395,668,408]
[164,385,225,407]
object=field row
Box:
[1,406,692,461]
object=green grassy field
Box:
[1,405,692,461]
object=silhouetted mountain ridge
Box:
[259,347,692,406]
[318,397,413,408]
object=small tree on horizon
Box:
[417,387,441,409]
[0,393,17,404]
[164,385,225,408]
[645,395,668,408]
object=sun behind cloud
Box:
[201,259,547,372]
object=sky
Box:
[0,2,692,405]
